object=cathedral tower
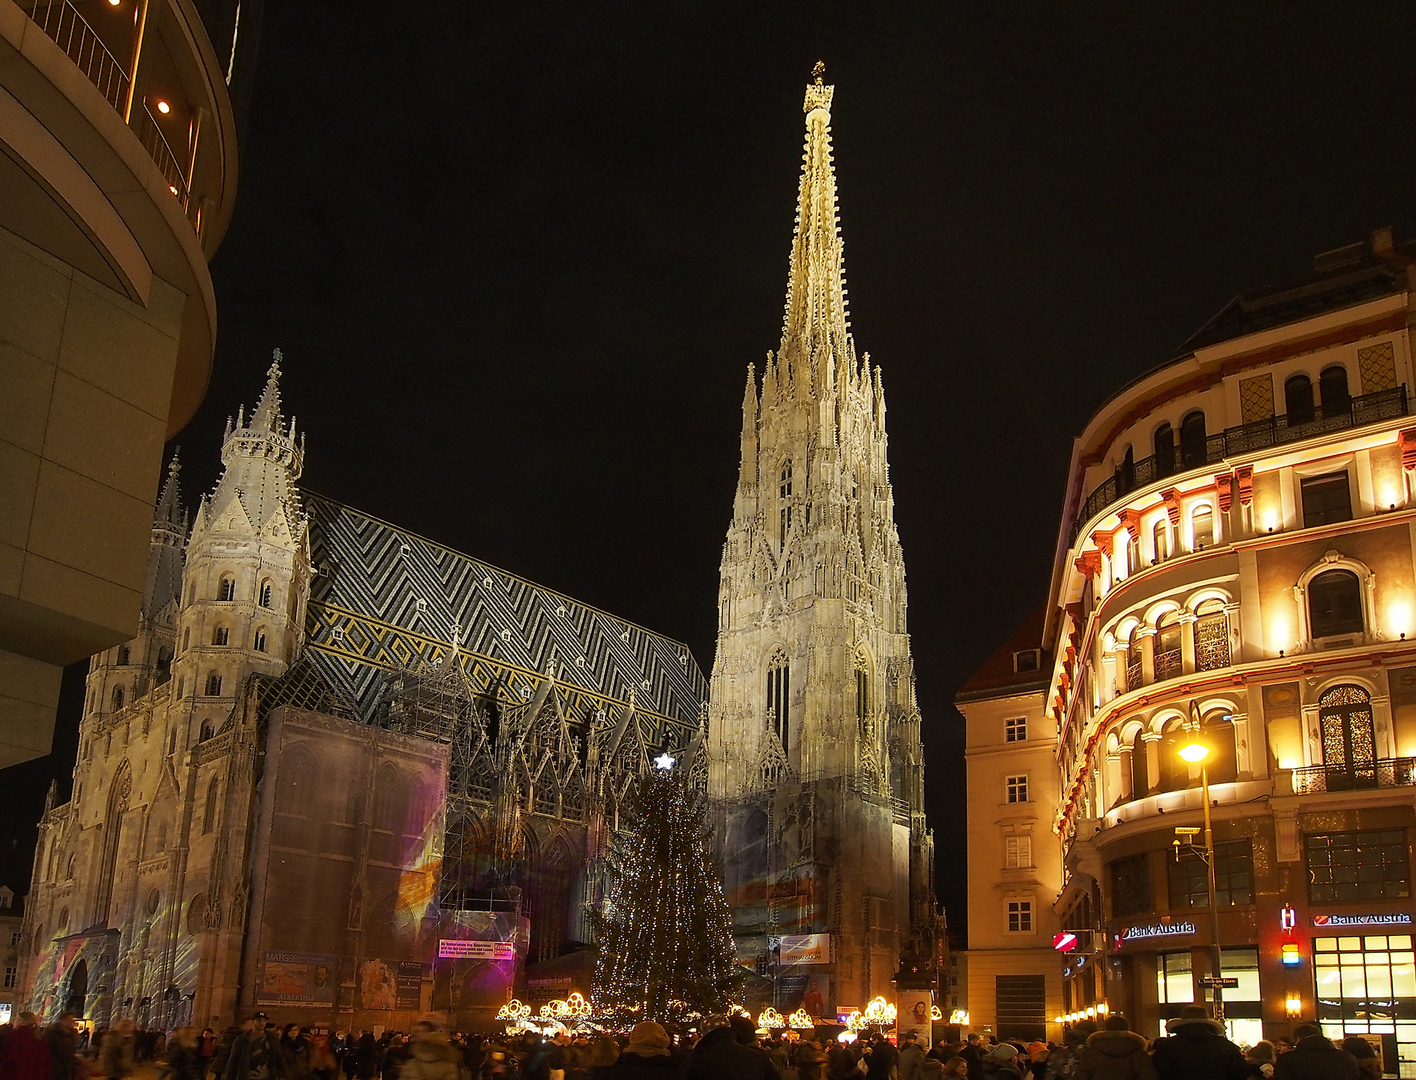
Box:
[707,68,936,1013]
[172,352,311,747]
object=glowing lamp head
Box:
[1178,741,1210,764]
[156,100,170,114]
[653,752,675,770]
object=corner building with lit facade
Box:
[966,229,1416,1066]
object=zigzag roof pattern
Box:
[301,494,708,745]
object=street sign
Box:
[1198,977,1239,988]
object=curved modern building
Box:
[962,229,1416,1066]
[0,0,253,765]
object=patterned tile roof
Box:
[300,494,708,747]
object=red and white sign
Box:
[1053,932,1078,953]
[437,939,514,960]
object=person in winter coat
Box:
[597,1022,680,1080]
[223,1015,286,1080]
[1246,1042,1277,1079]
[396,1024,458,1080]
[351,1035,379,1080]
[4,1013,53,1080]
[1046,1020,1097,1080]
[279,1027,310,1080]
[1273,1025,1360,1080]
[981,1044,1024,1080]
[897,1034,927,1080]
[1151,1006,1246,1080]
[211,1028,240,1080]
[959,1036,987,1080]
[1339,1038,1380,1080]
[684,1020,780,1080]
[97,1020,134,1080]
[1075,1016,1156,1080]
[167,1028,208,1080]
[44,1014,80,1080]
[794,1037,825,1080]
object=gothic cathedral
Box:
[707,70,938,1010]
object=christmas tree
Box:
[593,764,743,1025]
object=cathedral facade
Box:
[16,70,938,1031]
[706,72,938,1013]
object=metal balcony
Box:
[1291,758,1416,794]
[1072,385,1410,543]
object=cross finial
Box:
[813,60,825,85]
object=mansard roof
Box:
[301,494,708,747]
[954,602,1051,703]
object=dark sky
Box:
[6,4,1416,929]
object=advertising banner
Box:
[897,990,932,1044]
[438,940,515,960]
[396,962,425,1010]
[257,952,339,1007]
[780,934,830,967]
[356,959,399,1010]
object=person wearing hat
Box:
[981,1042,1024,1080]
[1151,1006,1245,1080]
[1339,1036,1380,1080]
[224,1014,287,1080]
[1271,1025,1359,1080]
[599,1022,679,1078]
[1074,1014,1154,1080]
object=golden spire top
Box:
[813,59,826,84]
[803,61,834,114]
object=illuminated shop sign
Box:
[437,939,514,960]
[1311,913,1413,928]
[1119,921,1196,943]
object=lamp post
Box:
[1179,713,1224,1025]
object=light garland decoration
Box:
[930,1005,943,1021]
[758,1006,785,1029]
[788,1008,815,1029]
[845,996,898,1031]
[496,999,532,1022]
[591,768,744,1024]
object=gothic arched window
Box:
[203,775,221,835]
[116,645,129,666]
[200,721,214,741]
[111,686,124,710]
[779,460,793,550]
[155,647,172,684]
[212,626,229,646]
[253,629,268,653]
[1285,374,1315,423]
[217,575,235,602]
[204,672,222,697]
[854,653,870,726]
[1309,569,1364,639]
[259,580,273,608]
[766,650,790,753]
[95,762,131,923]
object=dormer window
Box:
[1012,649,1040,674]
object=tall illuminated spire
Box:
[779,61,854,395]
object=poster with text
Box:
[258,952,339,1007]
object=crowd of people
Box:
[959,1006,1382,1080]
[0,1004,1387,1080]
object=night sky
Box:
[5,5,1416,931]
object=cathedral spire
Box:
[250,348,284,432]
[779,61,853,393]
[155,450,184,528]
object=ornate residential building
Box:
[964,229,1416,1065]
[707,68,937,1015]
[19,357,709,1031]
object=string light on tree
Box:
[591,766,743,1024]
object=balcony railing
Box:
[25,0,129,110]
[22,0,197,219]
[1292,757,1416,794]
[1073,385,1410,543]
[1154,648,1183,683]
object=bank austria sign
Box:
[1311,913,1413,928]
[1118,920,1198,944]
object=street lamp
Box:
[1178,722,1225,1025]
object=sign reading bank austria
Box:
[1115,921,1198,947]
[1311,912,1414,928]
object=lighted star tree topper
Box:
[592,758,743,1025]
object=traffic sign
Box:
[1198,977,1239,988]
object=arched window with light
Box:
[778,460,793,550]
[766,649,790,753]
